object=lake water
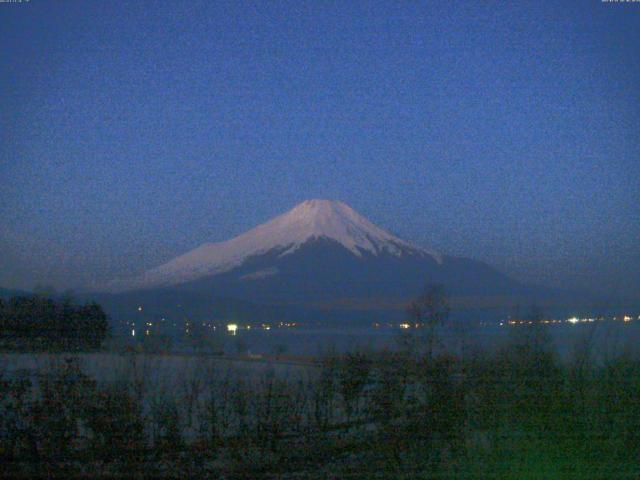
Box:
[220,320,640,361]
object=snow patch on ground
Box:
[240,267,279,281]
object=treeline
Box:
[0,296,109,351]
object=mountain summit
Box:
[112,200,442,292]
[240,199,442,260]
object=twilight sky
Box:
[1,1,639,299]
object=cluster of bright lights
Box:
[501,314,638,327]
[503,320,538,326]
[223,322,299,334]
[278,322,297,328]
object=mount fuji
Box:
[106,200,526,308]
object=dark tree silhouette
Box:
[402,284,450,357]
[0,296,109,351]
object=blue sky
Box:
[1,1,639,299]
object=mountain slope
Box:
[101,199,586,321]
[176,236,519,303]
[111,199,442,292]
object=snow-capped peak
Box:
[268,199,419,257]
[112,199,441,291]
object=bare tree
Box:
[402,284,450,358]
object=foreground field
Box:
[1,326,639,478]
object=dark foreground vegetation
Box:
[0,296,109,352]
[1,323,639,479]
